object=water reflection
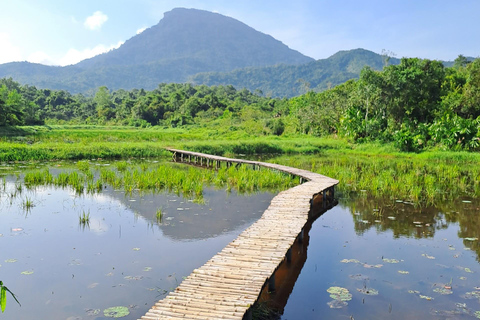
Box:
[278,196,480,320]
[348,196,480,260]
[103,187,274,241]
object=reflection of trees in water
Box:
[345,196,480,260]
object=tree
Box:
[94,86,115,121]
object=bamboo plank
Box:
[140,148,338,320]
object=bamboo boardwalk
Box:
[141,149,338,320]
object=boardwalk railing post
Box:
[244,307,252,320]
[298,229,304,244]
[286,248,292,262]
[268,274,276,292]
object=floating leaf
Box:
[398,270,409,274]
[459,277,467,280]
[408,290,420,294]
[421,254,435,260]
[5,259,17,263]
[103,306,130,318]
[465,237,478,241]
[383,258,400,263]
[357,287,378,295]
[132,248,140,251]
[21,270,33,275]
[349,274,369,281]
[387,216,396,220]
[419,295,434,300]
[124,275,143,281]
[475,311,480,319]
[327,300,348,308]
[433,287,453,295]
[327,286,352,301]
[85,309,100,316]
[87,283,99,289]
[462,291,480,299]
[462,200,472,203]
[465,268,473,273]
[340,259,360,264]
[143,267,152,272]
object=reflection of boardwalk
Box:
[141,149,338,320]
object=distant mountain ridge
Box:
[0,8,313,94]
[0,8,461,97]
[190,49,401,97]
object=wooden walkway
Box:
[141,149,338,320]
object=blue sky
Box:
[1,0,479,66]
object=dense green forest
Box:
[1,56,479,151]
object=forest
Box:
[1,55,479,152]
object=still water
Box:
[280,197,480,320]
[0,169,275,320]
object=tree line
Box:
[1,55,479,151]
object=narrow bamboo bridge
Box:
[141,148,338,320]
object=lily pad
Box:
[419,295,434,300]
[459,276,467,280]
[349,274,369,281]
[85,309,100,316]
[465,267,473,273]
[21,270,34,275]
[327,286,352,301]
[462,291,480,299]
[398,270,409,274]
[357,287,378,295]
[5,259,17,263]
[383,258,400,263]
[340,259,360,264]
[143,267,152,272]
[132,248,140,251]
[421,254,435,260]
[327,300,348,309]
[433,287,453,295]
[103,306,130,318]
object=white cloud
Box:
[0,32,23,64]
[136,27,147,35]
[84,11,108,30]
[28,51,55,65]
[58,41,124,66]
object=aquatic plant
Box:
[155,208,163,222]
[103,306,130,318]
[21,196,34,210]
[0,281,20,313]
[79,210,90,225]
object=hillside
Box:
[190,49,401,97]
[0,8,313,93]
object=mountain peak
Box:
[75,8,313,72]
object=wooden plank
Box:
[140,148,338,320]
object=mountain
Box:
[190,48,401,97]
[0,8,313,93]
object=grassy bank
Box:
[2,125,480,205]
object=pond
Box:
[0,161,278,319]
[277,196,480,319]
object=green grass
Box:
[3,125,480,206]
[78,210,90,224]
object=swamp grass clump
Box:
[271,153,480,206]
[155,208,163,223]
[14,160,298,202]
[78,210,90,225]
[21,196,34,211]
